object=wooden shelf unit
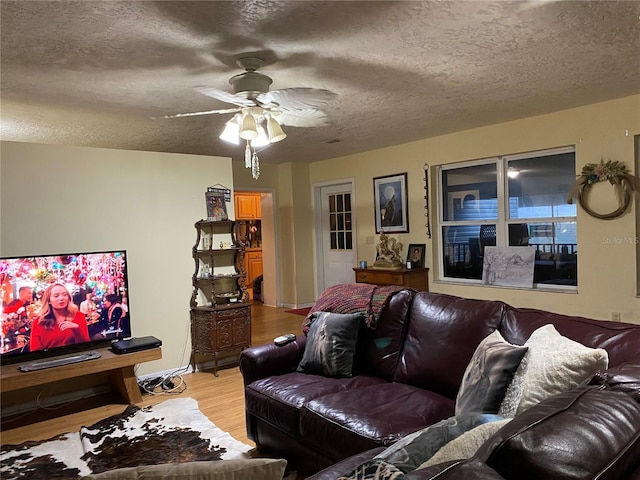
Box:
[190,219,251,376]
[1,346,162,404]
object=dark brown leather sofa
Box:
[239,289,640,478]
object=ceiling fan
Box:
[162,55,337,179]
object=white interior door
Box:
[317,182,356,292]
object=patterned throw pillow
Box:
[374,413,503,473]
[297,311,363,378]
[455,330,528,415]
[336,459,406,480]
[337,459,405,480]
[499,324,609,417]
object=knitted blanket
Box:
[302,283,409,334]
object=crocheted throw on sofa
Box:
[302,283,409,334]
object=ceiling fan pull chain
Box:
[245,143,252,168]
[251,151,260,180]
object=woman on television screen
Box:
[30,283,90,351]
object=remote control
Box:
[274,333,296,346]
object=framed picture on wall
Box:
[205,188,229,221]
[373,173,409,233]
[406,243,426,269]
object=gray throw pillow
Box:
[297,311,362,378]
[455,330,528,415]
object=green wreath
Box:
[568,159,640,220]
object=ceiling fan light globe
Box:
[251,125,270,148]
[219,120,240,144]
[239,112,258,140]
[267,117,287,143]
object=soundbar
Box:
[18,350,102,372]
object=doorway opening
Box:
[234,190,277,306]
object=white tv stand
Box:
[1,345,162,404]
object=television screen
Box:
[0,250,132,362]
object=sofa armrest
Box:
[305,448,386,480]
[239,336,307,385]
[406,459,506,479]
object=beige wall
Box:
[1,142,235,374]
[231,161,317,307]
[2,95,638,382]
[309,95,640,324]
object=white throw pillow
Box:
[499,324,608,417]
[416,419,511,470]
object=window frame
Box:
[437,146,577,290]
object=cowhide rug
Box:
[1,397,252,480]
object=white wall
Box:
[1,141,235,374]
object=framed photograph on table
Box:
[406,244,426,269]
[373,173,408,233]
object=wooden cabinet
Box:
[234,193,261,219]
[190,219,251,375]
[245,248,263,284]
[353,267,429,291]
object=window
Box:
[438,147,577,287]
[328,192,353,250]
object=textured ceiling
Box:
[1,1,639,165]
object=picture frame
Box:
[406,243,426,269]
[373,172,409,233]
[205,188,229,221]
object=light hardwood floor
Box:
[0,303,306,447]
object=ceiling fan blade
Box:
[276,109,330,128]
[257,88,337,112]
[195,86,256,107]
[160,107,241,119]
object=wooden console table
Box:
[0,346,162,404]
[354,267,429,291]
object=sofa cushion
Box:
[300,382,455,461]
[479,387,640,480]
[245,373,387,436]
[374,413,504,473]
[297,311,363,378]
[500,306,640,367]
[455,330,528,415]
[354,289,415,381]
[393,292,507,398]
[499,324,608,417]
[81,458,288,480]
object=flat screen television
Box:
[0,250,132,364]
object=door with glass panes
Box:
[320,183,355,290]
